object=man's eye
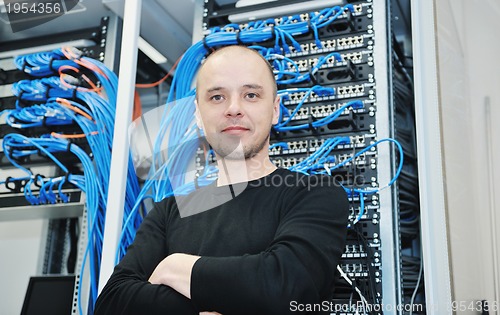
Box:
[246,93,258,99]
[210,95,223,101]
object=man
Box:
[94,45,348,315]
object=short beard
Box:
[213,133,270,160]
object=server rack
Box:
[0,12,121,315]
[193,0,422,313]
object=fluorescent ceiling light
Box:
[0,39,94,58]
[229,0,343,22]
[138,36,168,65]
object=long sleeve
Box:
[190,177,349,315]
[94,199,198,315]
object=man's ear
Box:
[272,95,280,125]
[194,99,204,130]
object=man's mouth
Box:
[221,126,250,135]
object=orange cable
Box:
[58,65,103,94]
[61,46,107,78]
[56,98,94,121]
[51,131,98,139]
[135,55,182,88]
[133,89,142,121]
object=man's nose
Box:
[224,97,244,117]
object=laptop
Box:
[20,275,75,315]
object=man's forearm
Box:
[149,253,201,299]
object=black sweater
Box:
[94,168,348,315]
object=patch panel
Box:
[349,204,368,221]
[308,53,340,68]
[281,56,372,86]
[335,133,376,150]
[310,103,337,118]
[350,134,366,146]
[296,31,373,56]
[276,13,310,25]
[273,114,374,139]
[283,90,331,103]
[344,238,380,254]
[211,5,373,40]
[309,137,326,148]
[348,204,380,222]
[269,156,312,169]
[281,156,304,168]
[337,152,367,166]
[284,140,308,151]
[0,188,83,208]
[270,134,372,157]
[269,146,281,156]
[0,130,91,168]
[337,35,364,48]
[295,58,309,70]
[309,40,333,52]
[342,244,369,259]
[305,100,367,119]
[314,154,367,174]
[342,51,364,62]
[285,53,353,72]
[286,105,309,120]
[282,84,371,106]
[268,144,377,184]
[269,140,309,156]
[319,39,336,51]
[340,263,370,278]
[337,84,365,96]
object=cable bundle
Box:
[4,101,73,129]
[3,47,142,314]
[276,87,364,132]
[261,52,343,85]
[14,49,79,76]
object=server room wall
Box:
[435,0,500,308]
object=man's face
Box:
[195,47,279,160]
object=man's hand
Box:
[148,253,201,299]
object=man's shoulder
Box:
[268,169,349,220]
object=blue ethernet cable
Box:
[274,85,338,131]
[14,49,79,76]
[289,137,350,174]
[4,102,74,128]
[266,52,344,85]
[287,136,404,193]
[5,47,144,313]
[269,142,289,151]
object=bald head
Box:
[196,45,277,100]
